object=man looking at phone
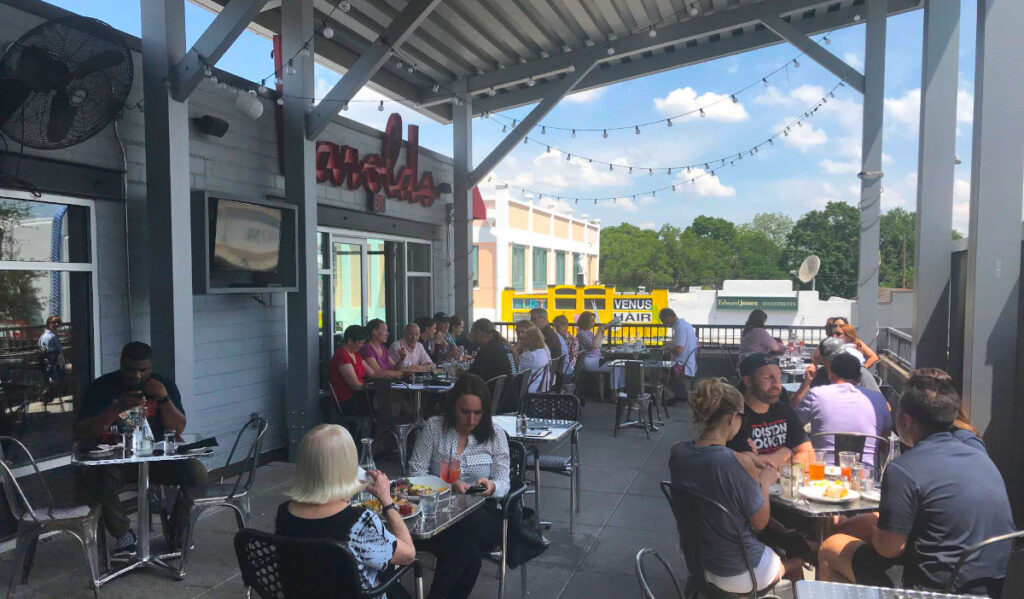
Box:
[76,342,208,556]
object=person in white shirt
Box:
[389,323,434,372]
[517,327,552,394]
[659,308,697,402]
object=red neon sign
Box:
[315,113,450,211]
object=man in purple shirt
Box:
[791,352,891,466]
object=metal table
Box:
[493,415,581,532]
[794,580,978,598]
[369,380,454,474]
[408,493,487,540]
[606,359,675,428]
[771,489,880,544]
[72,439,210,585]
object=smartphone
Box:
[465,484,486,495]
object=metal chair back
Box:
[498,370,528,414]
[659,480,759,599]
[521,393,580,422]
[635,548,685,599]
[623,360,645,397]
[508,437,527,490]
[487,375,508,415]
[0,437,56,523]
[525,366,549,395]
[221,416,269,499]
[944,529,1024,595]
[809,431,890,467]
[234,527,408,599]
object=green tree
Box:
[879,208,915,288]
[599,224,672,289]
[732,229,788,280]
[688,215,736,242]
[782,202,859,299]
[739,212,794,247]
[0,199,43,323]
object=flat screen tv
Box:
[212,198,282,272]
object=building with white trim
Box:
[472,195,600,321]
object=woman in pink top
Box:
[360,319,403,378]
[739,310,786,356]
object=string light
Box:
[667,118,672,127]
[378,100,384,111]
[322,26,334,39]
[793,59,800,68]
[635,125,641,135]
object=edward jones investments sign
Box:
[717,296,798,311]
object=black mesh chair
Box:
[521,393,581,534]
[483,438,531,599]
[808,432,891,468]
[496,370,528,414]
[234,528,423,598]
[487,375,508,415]
[177,416,269,578]
[945,529,1024,596]
[615,361,654,438]
[660,481,784,599]
[635,548,685,599]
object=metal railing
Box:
[878,327,912,369]
[0,324,72,357]
[493,322,826,348]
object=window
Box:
[406,242,432,323]
[471,245,479,288]
[573,252,583,285]
[555,251,566,285]
[511,245,525,291]
[0,195,96,465]
[532,248,547,290]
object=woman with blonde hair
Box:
[669,379,801,594]
[275,424,415,596]
[834,323,878,369]
[517,326,551,393]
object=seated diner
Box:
[328,325,371,415]
[360,318,404,379]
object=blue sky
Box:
[48,0,979,232]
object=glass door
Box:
[332,237,364,339]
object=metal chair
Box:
[487,375,509,415]
[615,361,653,438]
[573,359,607,404]
[635,548,685,599]
[944,529,1024,596]
[234,528,423,599]
[497,370,528,414]
[324,385,372,444]
[177,416,269,578]
[484,438,531,599]
[371,381,424,475]
[521,393,581,534]
[660,481,784,599]
[0,436,104,598]
[525,365,550,395]
[809,431,891,468]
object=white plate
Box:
[860,488,881,502]
[399,475,451,500]
[799,485,861,504]
[182,447,215,456]
[87,445,119,456]
[768,483,782,496]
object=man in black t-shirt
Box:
[818,375,1014,595]
[76,342,208,556]
[726,353,813,469]
[467,319,518,384]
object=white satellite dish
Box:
[798,255,821,289]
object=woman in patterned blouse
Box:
[408,374,510,599]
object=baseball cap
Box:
[818,337,846,362]
[829,352,862,382]
[739,353,774,378]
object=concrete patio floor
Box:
[0,401,791,598]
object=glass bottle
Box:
[360,438,376,473]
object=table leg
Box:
[137,461,150,560]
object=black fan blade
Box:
[13,46,68,91]
[69,50,125,80]
[46,89,77,143]
[0,78,31,128]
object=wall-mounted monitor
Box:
[192,191,298,294]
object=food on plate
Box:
[822,483,849,499]
[361,497,414,514]
[399,503,414,516]
[409,483,450,496]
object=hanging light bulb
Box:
[648,27,657,38]
[378,100,384,111]
[276,97,284,106]
[793,59,800,68]
[523,137,528,145]
[546,145,551,153]
[691,178,696,185]
[608,164,613,171]
[686,166,691,173]
[703,163,709,169]
[667,168,672,174]
[731,94,738,103]
[667,118,673,127]
[768,138,774,145]
[541,126,546,134]
[432,83,440,93]
[566,153,571,161]
[762,77,769,87]
[737,153,742,160]
[671,185,676,191]
[824,36,831,45]
[648,169,653,176]
[338,1,351,13]
[628,167,633,174]
[203,64,213,77]
[602,129,608,138]
[784,129,789,137]
[634,125,640,135]
[688,2,699,16]
[797,120,803,127]
[275,77,283,87]
[487,87,496,96]
[607,47,616,56]
[571,129,576,138]
[526,77,536,87]
[341,102,348,111]
[258,81,268,94]
[566,64,576,73]
[396,60,404,69]
[322,26,335,39]
[285,61,296,75]
[699,108,705,118]
[300,46,311,59]
[502,124,507,133]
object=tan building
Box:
[472,195,600,321]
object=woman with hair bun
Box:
[669,379,797,594]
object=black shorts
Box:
[851,543,898,587]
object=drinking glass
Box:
[779,464,793,498]
[838,451,858,481]
[164,428,177,454]
[420,490,438,518]
[99,424,120,446]
[859,465,875,493]
[808,451,826,481]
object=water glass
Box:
[779,464,793,498]
[838,451,859,480]
[164,428,177,454]
[420,490,438,518]
[858,465,875,493]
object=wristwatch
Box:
[381,502,399,515]
[155,396,170,405]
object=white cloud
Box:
[727,63,739,74]
[564,88,606,103]
[843,52,864,71]
[674,169,736,197]
[885,88,975,130]
[612,197,639,212]
[776,119,827,151]
[500,151,629,191]
[956,90,974,124]
[653,87,749,122]
[820,158,860,175]
[953,178,970,231]
[638,221,657,230]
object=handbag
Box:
[506,491,549,568]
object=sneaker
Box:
[113,529,137,557]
